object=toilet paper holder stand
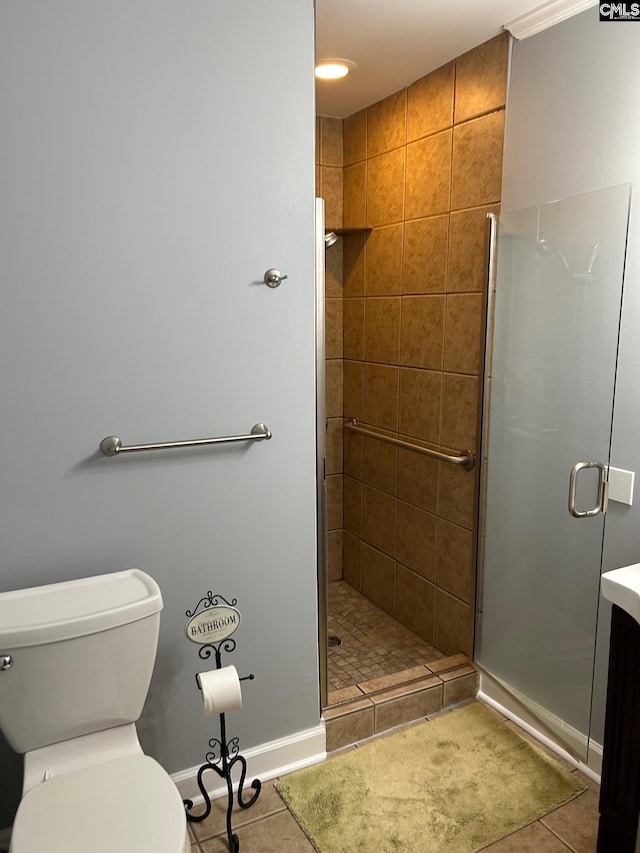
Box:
[183,591,262,853]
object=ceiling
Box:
[315,0,546,118]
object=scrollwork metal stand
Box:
[183,592,261,853]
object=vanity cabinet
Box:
[598,603,640,852]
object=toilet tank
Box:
[0,569,163,754]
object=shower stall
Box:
[314,190,476,712]
[316,171,632,764]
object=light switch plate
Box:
[608,467,635,506]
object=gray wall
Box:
[0,0,317,829]
[501,9,640,745]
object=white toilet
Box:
[0,569,189,853]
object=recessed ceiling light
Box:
[315,59,357,80]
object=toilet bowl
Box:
[11,755,189,852]
[0,570,188,852]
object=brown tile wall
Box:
[340,34,509,656]
[316,34,509,654]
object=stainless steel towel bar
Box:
[344,420,475,471]
[100,423,272,457]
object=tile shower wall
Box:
[316,117,345,581]
[340,34,508,656]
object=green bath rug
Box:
[276,702,586,853]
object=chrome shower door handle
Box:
[568,461,608,518]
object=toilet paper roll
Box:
[197,665,243,716]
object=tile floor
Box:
[328,580,446,692]
[187,701,600,852]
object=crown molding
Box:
[504,0,598,39]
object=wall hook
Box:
[263,269,288,288]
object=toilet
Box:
[0,569,189,853]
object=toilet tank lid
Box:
[0,569,163,648]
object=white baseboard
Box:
[172,722,326,806]
[478,678,602,783]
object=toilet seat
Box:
[10,754,188,853]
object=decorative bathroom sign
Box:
[185,593,242,645]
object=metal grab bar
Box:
[344,420,475,471]
[100,423,272,457]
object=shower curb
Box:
[322,657,478,751]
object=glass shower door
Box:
[476,184,631,761]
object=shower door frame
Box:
[315,197,329,711]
